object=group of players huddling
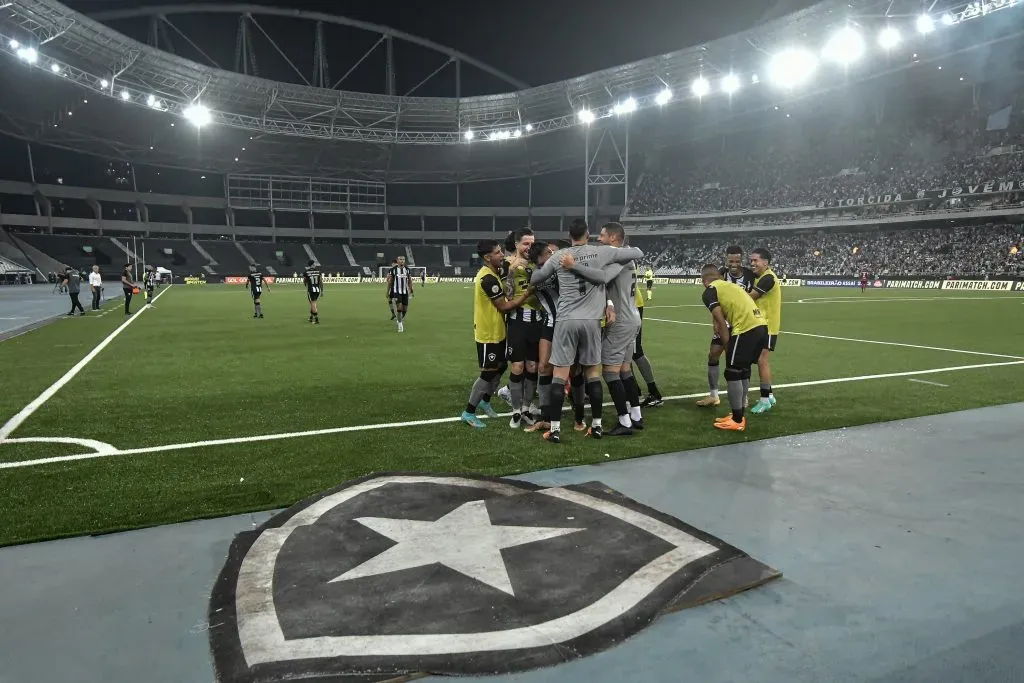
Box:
[462,220,781,439]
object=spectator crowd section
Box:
[642,224,1024,279]
[627,88,1024,217]
[4,224,1022,281]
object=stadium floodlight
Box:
[751,73,760,84]
[691,77,710,98]
[100,78,109,88]
[767,47,817,88]
[525,123,533,132]
[823,27,865,65]
[878,26,901,50]
[916,14,935,34]
[655,88,672,105]
[488,131,499,141]
[147,94,156,106]
[577,108,596,124]
[8,39,18,49]
[184,102,212,127]
[120,90,130,101]
[16,47,37,64]
[721,73,741,95]
[499,130,511,139]
[464,130,474,141]
[613,97,637,115]
[49,62,61,74]
[941,12,956,26]
[513,128,522,138]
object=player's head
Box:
[725,245,743,275]
[701,263,722,287]
[599,222,626,247]
[396,255,406,267]
[125,262,132,270]
[92,265,99,273]
[514,227,535,258]
[151,264,158,271]
[568,218,589,243]
[749,247,771,275]
[307,259,315,267]
[249,264,257,273]
[528,240,557,267]
[477,239,504,270]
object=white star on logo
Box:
[330,500,584,596]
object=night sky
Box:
[65,0,816,91]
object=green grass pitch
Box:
[1,283,1022,546]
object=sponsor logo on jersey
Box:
[940,280,1014,291]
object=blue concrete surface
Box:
[0,404,1021,683]
[0,284,125,340]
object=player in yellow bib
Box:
[629,263,663,406]
[644,267,655,301]
[461,239,534,428]
[700,264,769,432]
[748,247,781,414]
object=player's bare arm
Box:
[529,252,561,285]
[489,286,533,314]
[710,306,730,345]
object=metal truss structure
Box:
[0,0,1019,183]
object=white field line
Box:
[2,358,1022,470]
[645,317,1024,361]
[649,296,1020,308]
[0,285,173,440]
[908,378,950,387]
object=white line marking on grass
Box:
[908,379,949,388]
[0,436,117,453]
[795,296,1018,304]
[645,317,1024,360]
[3,358,1022,470]
[0,285,173,440]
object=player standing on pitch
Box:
[303,259,322,324]
[144,265,159,307]
[748,247,781,414]
[386,256,414,333]
[248,264,268,318]
[700,264,769,432]
[696,245,756,408]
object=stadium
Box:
[1,0,1023,680]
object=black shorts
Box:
[541,324,554,343]
[476,339,508,369]
[307,290,321,302]
[725,326,769,369]
[392,293,409,307]
[767,334,777,352]
[507,318,542,362]
[251,289,262,299]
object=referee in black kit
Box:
[121,262,136,315]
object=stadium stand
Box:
[627,95,1024,216]
[195,240,251,274]
[142,239,209,275]
[240,241,309,275]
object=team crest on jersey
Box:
[209,474,780,681]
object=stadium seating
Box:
[240,241,309,275]
[195,240,251,274]
[627,100,1024,216]
[143,239,209,276]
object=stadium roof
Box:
[0,0,1018,182]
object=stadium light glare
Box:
[147,94,156,106]
[464,130,474,141]
[691,77,710,98]
[655,88,672,105]
[751,73,760,84]
[916,14,935,34]
[823,27,865,64]
[488,131,499,141]
[878,26,901,49]
[513,128,522,138]
[100,79,109,88]
[184,102,212,127]
[941,12,956,26]
[16,47,37,64]
[721,73,741,95]
[120,90,130,101]
[578,108,596,124]
[613,97,637,115]
[499,130,511,140]
[8,39,18,49]
[525,123,533,132]
[768,47,817,88]
[49,62,61,74]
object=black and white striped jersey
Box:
[303,267,322,294]
[388,266,413,295]
[536,280,559,329]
